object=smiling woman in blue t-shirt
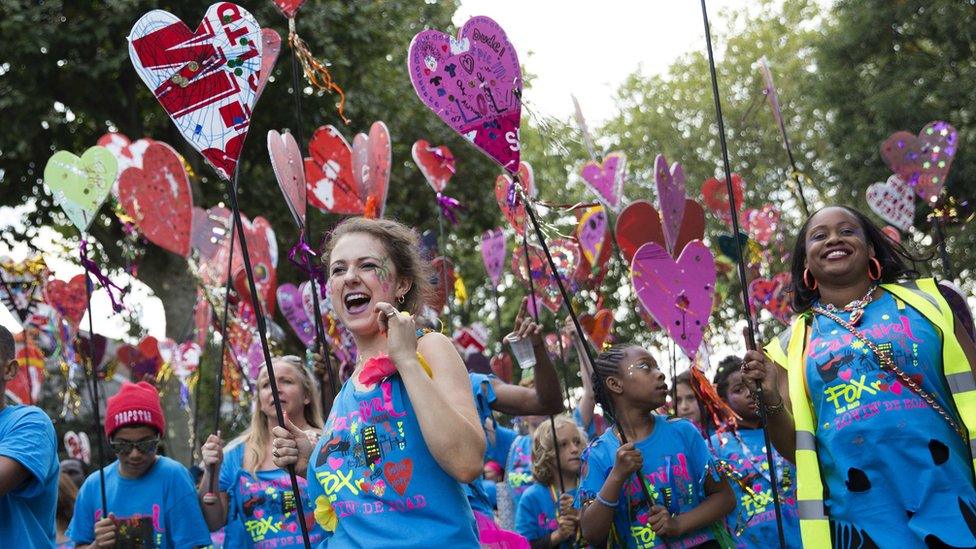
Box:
[270,217,485,547]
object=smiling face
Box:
[675,382,702,425]
[804,207,874,287]
[256,360,310,422]
[328,232,409,336]
[608,347,669,410]
[555,422,584,476]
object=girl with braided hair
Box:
[576,344,735,548]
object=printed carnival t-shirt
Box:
[67,456,212,548]
[219,443,324,548]
[0,404,59,548]
[305,374,479,547]
[576,416,721,549]
[515,483,578,548]
[466,372,499,514]
[709,428,800,548]
[505,434,534,508]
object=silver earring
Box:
[397,294,405,304]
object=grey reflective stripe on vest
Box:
[947,371,976,394]
[796,430,817,451]
[776,327,792,353]
[969,437,976,457]
[899,280,939,309]
[797,500,827,520]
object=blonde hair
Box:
[531,415,586,486]
[323,217,433,315]
[237,356,323,476]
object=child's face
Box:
[616,347,669,409]
[483,463,503,482]
[555,422,584,476]
[675,382,702,425]
[724,370,759,423]
[111,425,159,479]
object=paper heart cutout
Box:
[272,0,305,19]
[631,241,715,359]
[580,309,614,348]
[743,204,780,245]
[654,154,687,255]
[118,141,193,256]
[481,228,507,286]
[701,173,745,227]
[576,205,608,266]
[232,215,278,316]
[866,175,914,232]
[305,125,360,214]
[128,4,264,180]
[117,336,162,381]
[44,146,118,233]
[430,257,456,313]
[97,133,153,196]
[352,121,391,218]
[749,272,792,325]
[494,162,536,235]
[615,199,705,263]
[268,130,306,227]
[408,16,522,173]
[512,244,565,313]
[412,139,455,193]
[580,152,626,212]
[63,431,92,465]
[256,29,282,102]
[45,275,88,326]
[880,121,957,204]
[277,283,314,346]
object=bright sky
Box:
[1,1,755,340]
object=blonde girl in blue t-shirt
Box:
[577,344,735,549]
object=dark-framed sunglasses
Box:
[110,437,160,456]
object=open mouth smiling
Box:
[344,291,372,314]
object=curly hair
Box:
[531,415,585,486]
[789,206,924,312]
[323,217,434,315]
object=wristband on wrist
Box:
[595,493,619,508]
[763,392,786,415]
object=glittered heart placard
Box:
[128,3,264,180]
[653,154,686,255]
[481,228,507,286]
[866,175,914,232]
[631,241,715,359]
[268,130,306,227]
[494,162,536,234]
[408,16,522,173]
[615,199,705,263]
[118,141,193,256]
[44,147,118,233]
[44,274,88,327]
[580,152,626,212]
[880,121,957,204]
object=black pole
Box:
[226,173,313,549]
[700,1,786,546]
[81,247,108,516]
[289,25,340,412]
[491,282,505,352]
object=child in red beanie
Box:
[67,381,211,548]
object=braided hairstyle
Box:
[591,344,640,424]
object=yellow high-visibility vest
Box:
[765,278,976,547]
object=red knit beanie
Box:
[104,381,165,438]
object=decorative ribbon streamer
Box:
[507,180,519,209]
[435,192,464,225]
[79,240,125,313]
[288,18,350,124]
[287,235,326,289]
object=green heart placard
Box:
[44,146,117,232]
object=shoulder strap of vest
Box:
[881,278,953,331]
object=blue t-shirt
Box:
[573,407,607,440]
[465,372,497,514]
[490,426,518,466]
[505,434,534,508]
[805,291,976,547]
[709,428,800,548]
[305,375,479,547]
[0,404,58,548]
[515,483,579,547]
[219,443,325,548]
[67,456,212,548]
[576,416,721,549]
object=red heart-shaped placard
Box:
[118,141,193,256]
[232,215,278,316]
[494,162,536,235]
[580,309,614,348]
[412,139,455,193]
[45,274,88,327]
[430,257,456,313]
[701,173,745,227]
[616,199,705,263]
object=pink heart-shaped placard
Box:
[412,139,455,193]
[352,121,392,219]
[268,130,306,227]
[118,141,193,256]
[128,4,264,181]
[880,121,957,204]
[866,174,914,232]
[743,204,780,246]
[277,283,314,346]
[631,241,715,359]
[654,154,686,255]
[580,152,626,212]
[494,162,536,234]
[481,228,507,286]
[408,16,522,173]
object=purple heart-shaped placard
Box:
[580,152,626,212]
[880,120,957,204]
[481,228,506,286]
[408,16,522,173]
[654,154,686,255]
[631,241,715,359]
[277,283,314,346]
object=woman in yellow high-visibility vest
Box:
[742,206,976,548]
